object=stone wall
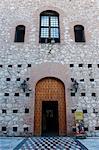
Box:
[0,0,99,136]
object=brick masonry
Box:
[0,0,99,136]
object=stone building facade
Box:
[0,0,99,136]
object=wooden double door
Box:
[34,77,66,136]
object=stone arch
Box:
[23,62,73,135]
[34,77,66,136]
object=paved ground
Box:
[0,137,24,150]
[14,136,88,150]
[0,136,99,150]
[79,137,99,150]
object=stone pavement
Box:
[14,137,88,150]
[79,137,99,150]
[0,137,24,150]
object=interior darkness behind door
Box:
[42,101,59,136]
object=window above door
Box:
[39,10,60,43]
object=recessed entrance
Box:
[42,101,59,136]
[34,77,66,136]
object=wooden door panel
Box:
[34,77,66,136]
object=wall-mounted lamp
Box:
[20,80,31,92]
[71,78,79,93]
[20,80,28,92]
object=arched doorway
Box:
[34,77,66,136]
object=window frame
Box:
[14,25,25,42]
[39,10,60,43]
[74,25,85,42]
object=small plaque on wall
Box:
[75,111,83,121]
